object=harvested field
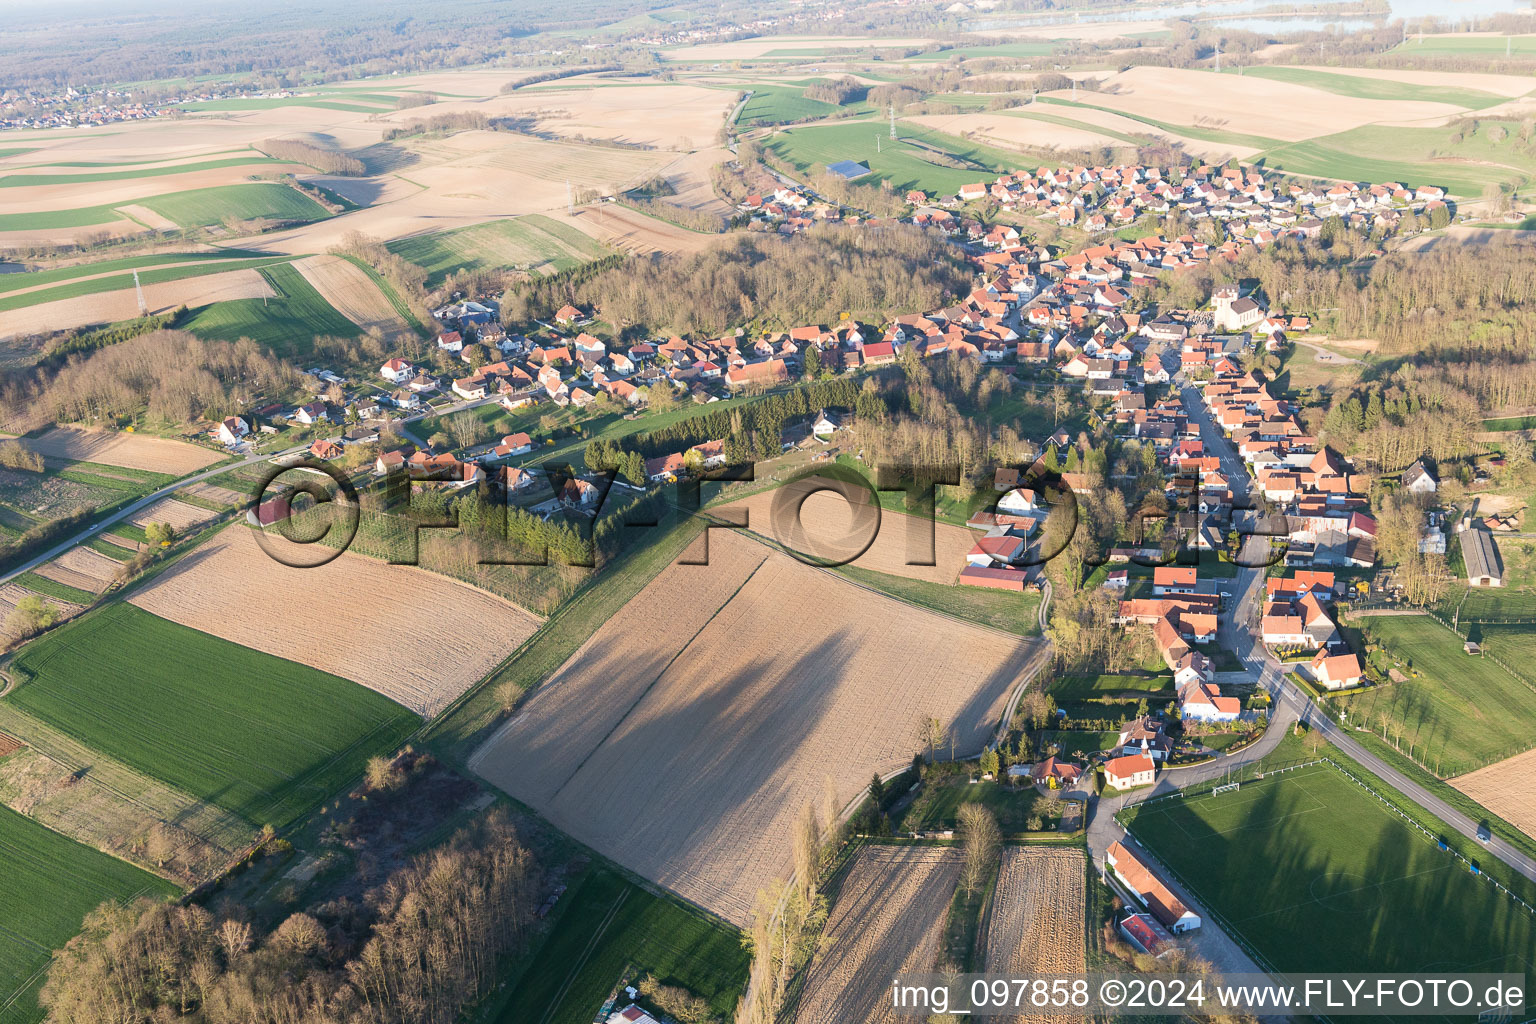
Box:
[1044,66,1466,142]
[907,111,1128,152]
[719,475,976,584]
[984,847,1086,1024]
[132,496,217,532]
[34,546,121,592]
[454,82,737,151]
[1280,65,1536,99]
[116,203,179,231]
[1011,102,1263,160]
[22,426,222,474]
[182,481,244,506]
[0,582,81,644]
[1452,747,1536,840]
[554,203,717,255]
[0,266,276,338]
[472,530,1034,924]
[793,846,961,1024]
[655,147,737,218]
[292,253,413,336]
[128,527,541,715]
[662,35,937,61]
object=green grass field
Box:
[493,868,747,1024]
[1483,414,1536,431]
[1006,108,1147,146]
[1050,673,1173,699]
[1035,728,1121,758]
[0,156,287,188]
[1123,761,1536,977]
[1237,66,1513,110]
[1390,34,1536,57]
[14,572,96,605]
[6,603,419,828]
[767,120,1025,197]
[387,215,607,287]
[737,85,857,125]
[0,182,328,233]
[182,261,358,355]
[134,183,330,229]
[1333,614,1536,776]
[1259,123,1532,197]
[909,41,1058,61]
[0,803,178,1024]
[0,249,273,296]
[0,255,298,314]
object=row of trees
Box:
[40,810,541,1024]
[259,138,365,176]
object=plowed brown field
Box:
[984,846,1087,1023]
[35,546,121,592]
[128,527,541,715]
[794,846,961,1024]
[471,530,1033,924]
[132,497,218,532]
[293,254,413,336]
[22,426,223,474]
[1452,748,1536,840]
[719,474,975,584]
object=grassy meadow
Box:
[182,261,358,355]
[387,215,607,287]
[6,603,420,828]
[0,803,178,1024]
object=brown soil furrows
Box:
[472,530,1031,925]
[132,497,217,532]
[1452,748,1536,840]
[719,475,975,585]
[36,546,121,591]
[292,253,412,336]
[128,527,541,716]
[794,846,962,1024]
[21,426,224,474]
[984,847,1087,1024]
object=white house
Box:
[380,357,413,384]
[1401,460,1437,496]
[1152,566,1197,596]
[1178,680,1241,723]
[1103,753,1156,790]
[1310,650,1364,690]
[291,402,328,426]
[998,488,1040,514]
[217,416,250,446]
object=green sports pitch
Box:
[1122,762,1536,980]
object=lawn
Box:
[1237,66,1511,110]
[0,155,287,188]
[182,261,358,356]
[0,803,178,1024]
[1332,614,1536,776]
[491,867,747,1024]
[387,215,608,287]
[5,603,420,828]
[1259,122,1533,198]
[836,564,1042,636]
[1050,673,1173,700]
[895,761,1062,833]
[766,120,1026,196]
[1483,414,1536,431]
[1122,760,1536,977]
[135,183,330,229]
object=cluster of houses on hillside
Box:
[947,161,1448,241]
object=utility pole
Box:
[133,269,146,317]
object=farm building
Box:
[1460,526,1504,587]
[1106,840,1201,933]
[826,159,871,180]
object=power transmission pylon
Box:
[889,104,897,141]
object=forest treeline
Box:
[40,811,541,1024]
[501,225,970,336]
[1,330,300,431]
[259,138,365,176]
